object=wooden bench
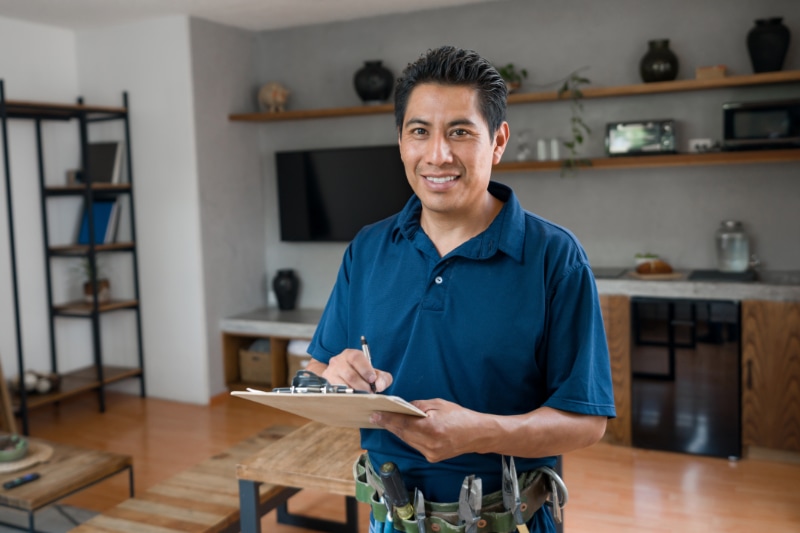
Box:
[69,426,298,533]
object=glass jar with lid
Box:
[715,220,750,272]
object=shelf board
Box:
[229,70,800,123]
[12,365,143,412]
[494,148,800,173]
[44,183,131,196]
[508,69,800,104]
[49,242,136,256]
[53,299,139,316]
[2,99,127,121]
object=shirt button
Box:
[434,276,443,285]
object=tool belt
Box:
[353,453,564,533]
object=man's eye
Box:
[452,129,468,136]
[412,128,427,135]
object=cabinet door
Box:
[599,295,631,446]
[741,300,800,452]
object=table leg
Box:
[239,479,263,533]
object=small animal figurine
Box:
[258,82,290,113]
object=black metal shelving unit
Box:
[0,80,146,434]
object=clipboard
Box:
[231,389,427,429]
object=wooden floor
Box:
[17,391,800,532]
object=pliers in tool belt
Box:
[458,475,482,533]
[502,456,529,533]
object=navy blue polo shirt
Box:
[308,181,615,505]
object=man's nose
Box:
[426,136,453,165]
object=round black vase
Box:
[272,269,299,311]
[353,61,394,104]
[639,39,679,83]
[747,17,791,73]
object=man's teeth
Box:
[426,176,457,184]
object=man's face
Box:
[398,83,509,220]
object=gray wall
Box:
[190,18,264,396]
[252,0,800,309]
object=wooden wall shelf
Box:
[229,70,800,123]
[12,365,143,412]
[53,299,139,316]
[45,183,131,196]
[2,100,127,120]
[49,242,136,256]
[495,149,800,173]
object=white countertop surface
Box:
[220,307,322,338]
[594,269,800,302]
[220,272,800,337]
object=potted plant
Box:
[497,63,528,93]
[557,68,592,175]
[73,257,111,303]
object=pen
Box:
[3,472,40,490]
[360,335,378,393]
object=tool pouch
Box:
[353,453,560,533]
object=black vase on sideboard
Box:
[353,60,394,104]
[747,17,791,73]
[640,39,679,83]
[272,269,299,311]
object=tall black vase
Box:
[353,60,394,104]
[747,17,791,73]
[640,39,679,83]
[272,269,299,311]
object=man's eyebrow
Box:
[403,117,477,128]
[404,117,430,128]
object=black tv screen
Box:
[275,145,413,242]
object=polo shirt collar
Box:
[392,181,525,263]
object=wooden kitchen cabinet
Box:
[599,294,631,446]
[221,308,321,391]
[741,300,800,454]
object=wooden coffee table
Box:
[0,434,132,533]
[237,422,363,533]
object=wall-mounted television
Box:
[275,145,413,242]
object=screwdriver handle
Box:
[379,462,414,520]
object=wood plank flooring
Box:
[18,392,800,532]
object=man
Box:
[306,46,615,533]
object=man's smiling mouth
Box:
[425,175,458,184]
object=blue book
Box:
[77,200,117,245]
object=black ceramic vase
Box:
[639,39,679,83]
[747,17,791,73]
[353,61,394,104]
[272,269,299,311]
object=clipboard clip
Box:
[273,370,367,394]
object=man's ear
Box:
[492,122,510,164]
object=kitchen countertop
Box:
[593,269,800,302]
[220,271,800,337]
[220,307,322,337]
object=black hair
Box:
[394,45,508,135]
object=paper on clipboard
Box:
[231,389,427,429]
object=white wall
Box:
[253,0,800,309]
[0,17,81,383]
[189,17,263,397]
[75,16,210,403]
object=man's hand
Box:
[306,350,393,393]
[370,401,608,462]
[369,399,490,462]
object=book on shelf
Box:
[75,199,120,245]
[86,142,123,184]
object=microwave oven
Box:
[722,98,800,150]
[605,119,676,156]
